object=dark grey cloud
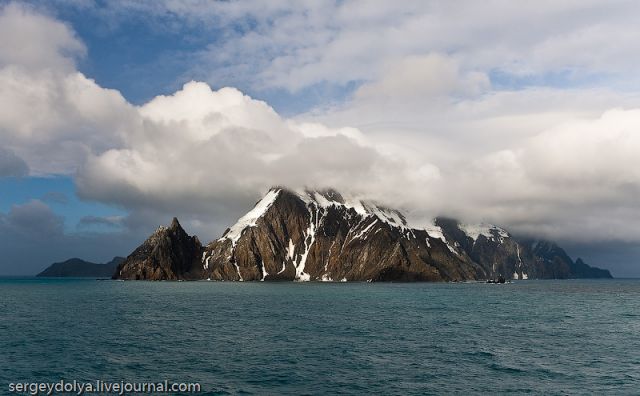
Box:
[0,146,29,177]
[0,229,141,276]
[0,200,142,275]
[5,199,64,238]
[77,215,123,229]
[563,240,640,279]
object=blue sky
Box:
[52,1,354,113]
[0,176,126,232]
[2,1,640,276]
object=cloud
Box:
[0,146,28,177]
[302,50,640,244]
[0,66,137,175]
[77,215,124,229]
[141,0,640,93]
[382,107,640,243]
[353,54,490,103]
[23,1,640,95]
[0,3,138,176]
[2,1,640,262]
[0,201,138,275]
[74,81,431,238]
[0,2,85,72]
[2,199,64,239]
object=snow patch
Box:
[296,189,411,231]
[286,238,295,261]
[343,197,367,215]
[260,259,268,281]
[352,219,378,240]
[363,203,409,229]
[424,222,446,241]
[424,221,457,253]
[221,189,281,246]
[233,261,244,281]
[461,223,509,243]
[294,207,318,282]
[297,190,368,216]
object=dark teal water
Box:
[1,279,639,395]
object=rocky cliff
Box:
[114,188,612,281]
[114,217,203,280]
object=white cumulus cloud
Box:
[3,1,640,251]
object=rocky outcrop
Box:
[200,189,484,282]
[114,188,612,281]
[114,217,203,280]
[435,221,612,280]
[37,257,125,278]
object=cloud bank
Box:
[1,1,640,259]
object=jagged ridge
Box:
[115,217,203,280]
[114,188,612,281]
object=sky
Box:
[1,0,640,276]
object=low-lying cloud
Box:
[1,2,640,254]
[75,81,430,237]
[0,146,28,177]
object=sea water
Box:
[1,278,639,395]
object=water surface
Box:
[1,278,639,394]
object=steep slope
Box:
[201,188,485,281]
[115,187,612,281]
[37,257,125,278]
[530,241,612,279]
[435,219,612,279]
[570,258,612,278]
[114,218,203,280]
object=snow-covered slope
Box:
[459,223,510,243]
[220,188,281,246]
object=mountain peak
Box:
[170,217,181,230]
[220,188,282,245]
[115,217,203,280]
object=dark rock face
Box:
[570,258,612,278]
[114,218,203,280]
[200,189,486,282]
[37,257,125,278]
[526,241,612,279]
[115,188,613,281]
[435,219,612,280]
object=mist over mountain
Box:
[1,2,639,277]
[114,188,611,281]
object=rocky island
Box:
[113,188,612,281]
[38,257,125,278]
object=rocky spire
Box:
[113,217,203,280]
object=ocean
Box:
[1,278,639,395]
